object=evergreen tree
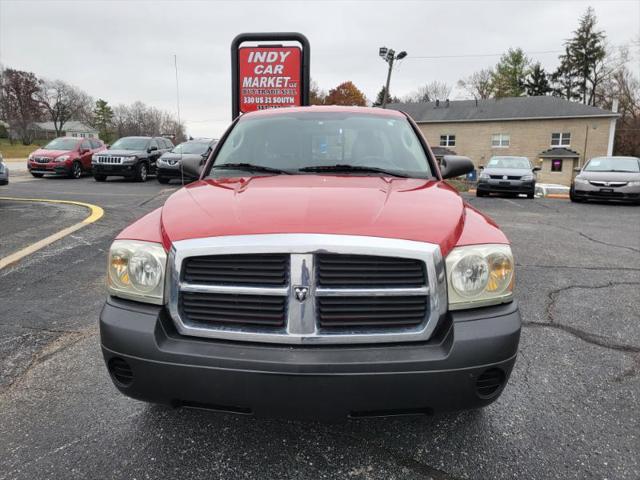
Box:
[490,48,530,97]
[93,99,114,142]
[525,63,551,96]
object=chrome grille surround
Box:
[589,180,627,187]
[166,234,447,345]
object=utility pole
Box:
[379,47,407,108]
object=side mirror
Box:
[478,165,485,170]
[533,166,541,172]
[440,155,474,179]
[573,167,581,172]
[80,148,89,154]
[181,156,204,179]
[148,146,158,153]
[106,144,111,149]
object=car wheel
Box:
[30,172,44,178]
[526,192,534,199]
[136,163,148,182]
[476,190,486,197]
[94,174,107,182]
[569,188,583,203]
[70,161,82,179]
[157,176,170,184]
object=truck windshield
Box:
[584,157,640,172]
[209,113,433,178]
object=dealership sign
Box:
[231,33,310,119]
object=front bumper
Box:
[572,183,640,202]
[157,165,197,180]
[477,179,535,194]
[92,163,138,177]
[100,297,521,420]
[28,161,71,175]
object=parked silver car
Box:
[156,138,217,184]
[476,156,539,199]
[0,153,8,185]
[570,156,640,204]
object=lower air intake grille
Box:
[317,296,428,328]
[180,292,286,327]
[316,254,426,288]
[183,253,289,286]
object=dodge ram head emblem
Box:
[502,175,508,180]
[294,286,309,302]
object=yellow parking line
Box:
[0,197,104,270]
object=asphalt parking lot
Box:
[0,176,638,480]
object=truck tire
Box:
[135,162,148,182]
[94,174,107,182]
[157,176,170,184]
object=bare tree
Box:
[457,69,494,99]
[404,81,452,103]
[0,68,44,144]
[36,79,93,136]
[108,101,185,141]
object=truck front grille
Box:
[168,235,446,345]
[180,292,286,327]
[183,254,289,286]
[318,296,428,328]
[317,254,426,288]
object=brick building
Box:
[389,96,619,186]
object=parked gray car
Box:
[476,156,539,198]
[0,153,8,185]
[570,156,640,204]
[156,138,217,184]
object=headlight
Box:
[107,240,167,305]
[479,173,490,180]
[520,174,533,181]
[627,181,640,187]
[55,155,70,162]
[28,153,34,160]
[446,244,514,310]
[574,177,588,184]
[121,156,137,164]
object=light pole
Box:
[379,47,407,108]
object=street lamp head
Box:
[386,49,395,62]
[396,51,407,60]
[379,47,388,58]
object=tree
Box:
[309,79,326,105]
[93,99,114,142]
[525,63,551,96]
[109,101,185,140]
[373,85,400,106]
[324,81,367,106]
[403,81,451,103]
[491,48,530,97]
[551,47,581,101]
[36,79,93,136]
[0,68,44,144]
[458,68,494,99]
[558,7,607,105]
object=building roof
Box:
[32,121,97,133]
[538,147,580,158]
[387,96,618,124]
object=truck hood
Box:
[102,149,146,156]
[160,175,470,255]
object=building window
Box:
[551,159,563,172]
[439,134,455,147]
[551,132,571,146]
[80,133,86,138]
[491,133,510,147]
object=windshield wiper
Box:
[298,164,411,178]
[210,163,291,175]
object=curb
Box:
[0,197,104,270]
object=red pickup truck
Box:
[100,106,521,420]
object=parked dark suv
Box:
[92,136,173,182]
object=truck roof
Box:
[242,105,406,119]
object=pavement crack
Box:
[516,263,640,272]
[522,281,640,354]
[577,231,640,254]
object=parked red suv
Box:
[28,137,106,179]
[100,106,521,420]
